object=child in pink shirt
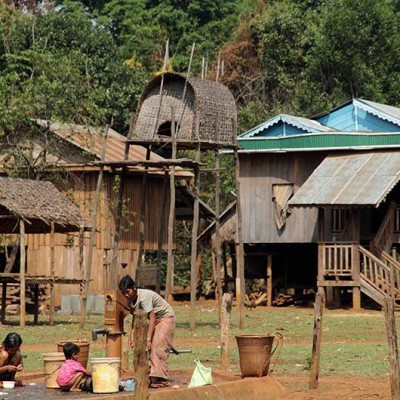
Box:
[56,342,91,392]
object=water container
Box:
[90,357,121,393]
[43,352,65,388]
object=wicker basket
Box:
[235,334,278,378]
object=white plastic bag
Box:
[188,359,212,388]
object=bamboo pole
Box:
[80,125,110,327]
[49,222,55,326]
[19,219,26,328]
[309,289,325,389]
[190,140,201,331]
[234,148,245,329]
[384,296,400,400]
[165,109,177,302]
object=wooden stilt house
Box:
[0,121,193,306]
[231,99,400,308]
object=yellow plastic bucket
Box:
[90,357,121,393]
[57,339,90,368]
[43,352,65,388]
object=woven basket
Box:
[235,334,275,378]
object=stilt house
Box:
[234,99,400,308]
[0,121,193,306]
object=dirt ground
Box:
[21,341,391,399]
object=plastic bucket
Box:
[57,339,90,368]
[43,352,65,388]
[90,357,121,394]
[235,334,282,378]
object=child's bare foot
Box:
[70,387,81,392]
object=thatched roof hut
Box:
[0,177,87,234]
[133,72,237,148]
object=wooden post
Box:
[309,289,325,389]
[220,292,233,371]
[19,219,26,328]
[190,140,201,331]
[1,281,6,324]
[352,243,361,310]
[165,110,177,302]
[79,227,85,323]
[137,145,151,270]
[234,148,245,329]
[133,308,149,400]
[155,171,169,294]
[384,296,400,400]
[81,125,109,327]
[215,148,223,312]
[49,222,55,326]
[33,284,39,325]
[266,254,273,307]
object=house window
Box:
[272,183,294,230]
[331,209,349,233]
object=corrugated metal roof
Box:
[240,114,333,138]
[288,151,400,207]
[38,120,164,162]
[235,132,400,152]
[36,120,192,177]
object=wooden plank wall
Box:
[25,171,170,305]
[240,152,325,244]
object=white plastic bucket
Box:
[90,357,121,393]
[43,352,65,388]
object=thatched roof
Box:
[133,72,237,148]
[0,177,88,234]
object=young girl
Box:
[119,274,176,389]
[0,332,23,386]
[56,342,92,392]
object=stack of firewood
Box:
[0,283,49,315]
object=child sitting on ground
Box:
[56,342,91,392]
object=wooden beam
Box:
[215,148,223,315]
[1,281,7,324]
[133,308,149,400]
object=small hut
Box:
[133,72,237,148]
[0,177,88,326]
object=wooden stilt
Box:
[155,171,168,294]
[19,219,26,328]
[266,254,273,307]
[234,148,245,329]
[33,284,39,325]
[190,140,201,331]
[309,289,325,389]
[384,296,400,400]
[1,281,6,324]
[137,145,151,270]
[220,292,233,371]
[49,222,55,326]
[215,148,223,315]
[81,125,109,327]
[165,110,177,302]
